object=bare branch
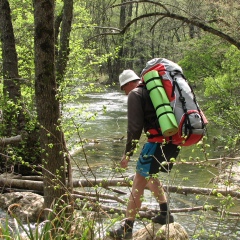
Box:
[89,10,240,50]
[120,12,240,49]
[111,0,170,13]
[84,26,121,32]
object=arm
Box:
[124,89,144,158]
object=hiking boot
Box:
[108,225,133,239]
[151,214,174,225]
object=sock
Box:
[159,202,168,216]
[124,219,134,232]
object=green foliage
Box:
[0,0,112,171]
[204,46,240,150]
[0,98,19,135]
[1,198,97,239]
[0,85,41,169]
[178,35,228,85]
[10,0,34,80]
[179,38,240,151]
[0,217,14,240]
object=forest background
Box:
[0,0,239,239]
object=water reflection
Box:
[70,86,240,239]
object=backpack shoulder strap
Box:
[137,82,163,137]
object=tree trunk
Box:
[55,0,74,192]
[0,0,25,136]
[33,0,67,213]
[106,0,127,84]
[56,0,73,82]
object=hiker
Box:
[108,69,180,239]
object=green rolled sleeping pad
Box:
[143,70,178,137]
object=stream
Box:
[0,85,239,239]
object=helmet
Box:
[119,70,140,89]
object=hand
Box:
[120,155,129,169]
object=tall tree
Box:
[33,0,67,211]
[55,0,74,191]
[56,0,73,84]
[107,0,135,82]
[0,0,25,136]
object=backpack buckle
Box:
[179,96,185,102]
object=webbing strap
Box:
[157,111,175,119]
[148,85,164,92]
[144,76,161,84]
[144,75,164,93]
[155,103,171,111]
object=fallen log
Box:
[0,177,43,192]
[164,185,240,199]
[73,189,126,204]
[0,135,22,146]
[0,177,239,199]
[176,157,240,165]
[74,201,240,218]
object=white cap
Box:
[119,70,140,89]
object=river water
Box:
[1,85,238,239]
[68,85,240,239]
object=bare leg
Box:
[146,177,174,224]
[146,177,167,204]
[126,172,148,220]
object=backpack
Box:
[141,58,208,146]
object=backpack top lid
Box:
[119,69,140,89]
[141,58,183,76]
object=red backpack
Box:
[141,58,208,146]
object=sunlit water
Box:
[68,86,240,239]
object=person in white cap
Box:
[118,69,141,95]
[108,69,180,239]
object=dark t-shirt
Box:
[125,85,159,155]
